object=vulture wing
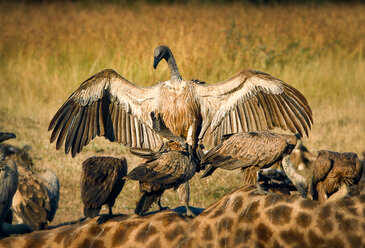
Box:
[127,151,195,185]
[12,167,50,230]
[196,69,312,146]
[201,131,296,178]
[81,156,128,208]
[49,69,163,157]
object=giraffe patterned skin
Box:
[1,185,364,248]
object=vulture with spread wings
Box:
[49,46,312,157]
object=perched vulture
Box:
[81,156,128,218]
[127,141,197,217]
[12,166,60,230]
[312,150,363,202]
[0,133,18,235]
[200,131,308,197]
[48,45,312,157]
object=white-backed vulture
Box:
[0,133,18,236]
[81,156,128,218]
[48,46,312,157]
[312,150,363,203]
[12,166,60,230]
[0,144,34,170]
[200,131,308,197]
[127,141,197,217]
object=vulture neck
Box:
[166,51,182,83]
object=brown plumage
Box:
[12,166,59,230]
[312,150,363,202]
[0,134,18,235]
[48,46,312,157]
[201,131,298,181]
[81,156,128,218]
[127,141,197,217]
[201,131,308,197]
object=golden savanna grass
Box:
[0,2,364,225]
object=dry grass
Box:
[0,2,364,225]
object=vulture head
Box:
[153,45,171,69]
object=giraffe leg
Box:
[177,181,195,217]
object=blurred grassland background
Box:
[0,2,364,225]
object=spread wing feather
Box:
[197,69,312,146]
[49,69,163,157]
[81,156,128,208]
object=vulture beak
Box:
[153,57,159,69]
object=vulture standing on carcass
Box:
[127,141,197,217]
[200,131,308,197]
[12,166,60,230]
[312,150,363,202]
[0,132,18,236]
[81,156,128,218]
[48,46,313,158]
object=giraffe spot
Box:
[147,237,161,248]
[255,241,265,248]
[300,199,319,209]
[202,225,213,241]
[191,221,201,232]
[256,223,272,242]
[198,209,212,217]
[238,200,260,223]
[346,234,361,248]
[232,196,243,213]
[112,226,128,246]
[217,217,234,232]
[328,237,345,248]
[279,229,306,247]
[296,212,312,228]
[234,229,252,245]
[165,225,185,241]
[88,240,105,248]
[317,219,333,233]
[337,216,359,233]
[24,232,48,248]
[54,226,74,244]
[359,194,365,203]
[88,225,103,236]
[345,207,358,216]
[264,194,285,207]
[219,237,230,247]
[211,209,224,218]
[76,239,92,248]
[318,204,332,219]
[266,205,292,225]
[135,223,158,242]
[273,240,282,248]
[307,230,325,246]
[156,213,181,226]
[363,207,365,217]
[338,198,355,208]
[362,223,365,232]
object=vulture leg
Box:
[177,182,195,217]
[282,155,308,198]
[108,205,113,216]
[157,196,169,211]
